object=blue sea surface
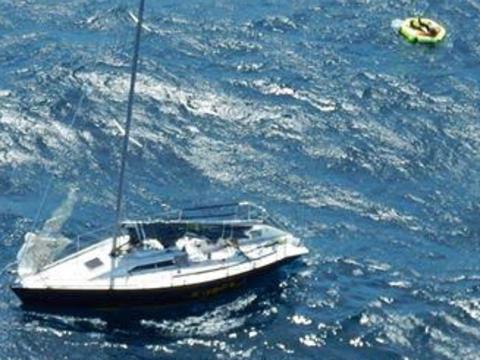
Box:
[1,0,480,358]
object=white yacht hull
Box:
[12,222,308,308]
[11,255,301,308]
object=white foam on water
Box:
[141,293,257,337]
[299,333,324,348]
[391,19,404,32]
[290,314,313,326]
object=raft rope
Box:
[0,261,16,277]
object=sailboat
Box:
[11,0,308,308]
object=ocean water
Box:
[1,0,480,358]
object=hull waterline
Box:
[11,256,301,308]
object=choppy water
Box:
[1,0,480,358]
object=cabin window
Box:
[249,230,262,238]
[129,259,175,273]
[85,257,103,269]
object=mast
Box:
[111,0,145,257]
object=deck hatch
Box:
[85,257,103,269]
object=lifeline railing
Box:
[141,201,287,229]
[68,201,289,253]
[75,224,115,252]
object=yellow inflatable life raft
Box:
[400,17,446,44]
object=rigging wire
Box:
[31,91,86,231]
[30,5,134,233]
